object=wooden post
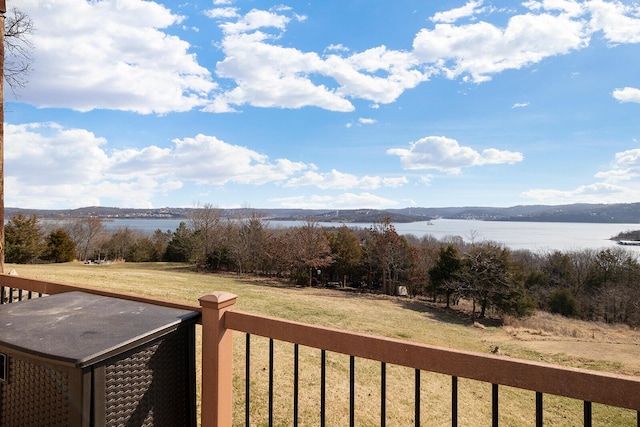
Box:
[199,291,237,427]
[0,0,6,274]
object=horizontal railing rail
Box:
[224,309,640,411]
[200,292,640,427]
[0,273,201,314]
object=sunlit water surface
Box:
[94,218,640,253]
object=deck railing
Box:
[2,274,640,426]
[0,273,200,312]
[201,292,640,427]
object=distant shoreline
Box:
[7,202,640,225]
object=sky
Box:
[6,0,640,210]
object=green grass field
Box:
[7,262,639,426]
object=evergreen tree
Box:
[43,228,76,263]
[5,213,44,264]
[164,222,194,262]
[429,244,461,307]
[548,289,580,317]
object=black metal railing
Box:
[238,332,640,427]
[0,286,43,304]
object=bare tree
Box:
[189,204,225,268]
[365,217,408,295]
[287,220,334,286]
[63,217,106,261]
[326,225,362,286]
[1,4,34,272]
[4,6,34,92]
[231,212,271,274]
[101,226,136,261]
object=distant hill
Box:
[390,203,640,223]
[5,202,640,224]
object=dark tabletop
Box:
[0,291,199,367]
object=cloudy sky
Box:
[6,0,640,210]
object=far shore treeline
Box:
[6,206,640,327]
[7,201,640,224]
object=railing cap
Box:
[199,291,237,309]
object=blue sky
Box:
[7,0,640,210]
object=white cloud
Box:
[431,0,485,24]
[270,193,398,209]
[16,0,216,114]
[149,134,309,185]
[206,2,640,110]
[387,136,523,173]
[523,0,585,16]
[208,2,640,112]
[268,195,332,209]
[413,12,589,83]
[5,122,314,208]
[327,44,350,52]
[523,146,640,204]
[587,0,640,44]
[594,168,637,182]
[328,46,429,103]
[205,7,239,19]
[7,121,410,209]
[383,177,409,188]
[420,175,434,185]
[16,1,640,115]
[6,123,110,185]
[610,148,640,168]
[512,102,530,108]
[334,192,399,209]
[207,7,429,112]
[284,169,402,190]
[219,9,291,35]
[5,123,159,208]
[593,148,640,182]
[481,148,525,164]
[613,87,640,103]
[521,182,632,203]
[209,31,357,112]
[347,117,378,127]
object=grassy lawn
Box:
[7,262,640,426]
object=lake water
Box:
[98,218,640,253]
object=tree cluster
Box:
[6,209,640,325]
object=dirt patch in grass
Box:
[494,312,640,375]
[515,340,638,373]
